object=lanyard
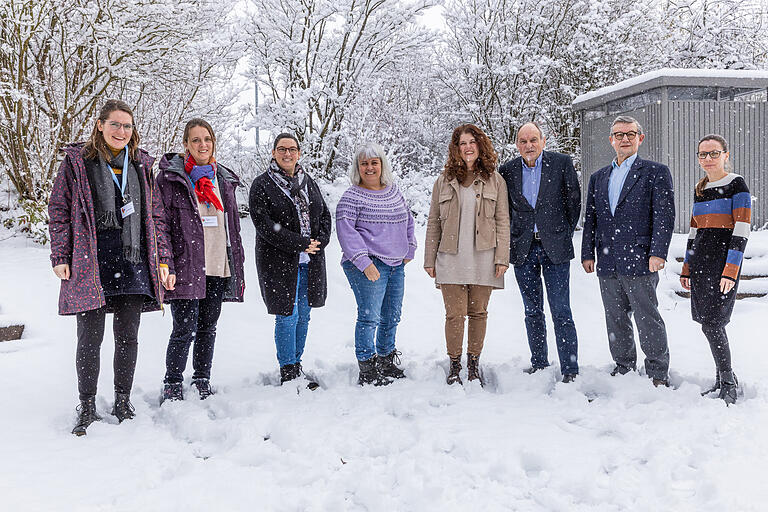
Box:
[110,151,130,201]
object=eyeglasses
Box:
[611,131,639,140]
[107,121,133,132]
[275,147,299,155]
[697,150,725,159]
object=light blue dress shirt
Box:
[608,153,637,215]
[522,153,543,232]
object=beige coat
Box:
[424,171,510,269]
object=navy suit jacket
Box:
[499,151,581,266]
[581,156,675,276]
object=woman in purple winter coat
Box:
[156,119,245,402]
[48,99,173,436]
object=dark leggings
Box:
[76,294,144,400]
[164,276,229,384]
[701,323,732,373]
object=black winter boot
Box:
[192,378,214,399]
[162,382,184,403]
[280,364,297,384]
[377,350,406,379]
[358,356,392,386]
[701,372,721,396]
[718,371,739,405]
[295,363,320,390]
[72,397,102,436]
[467,354,484,387]
[112,393,135,422]
[446,357,462,385]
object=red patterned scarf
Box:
[185,155,223,211]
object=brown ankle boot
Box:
[446,356,462,385]
[467,353,484,387]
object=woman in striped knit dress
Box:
[336,143,417,386]
[680,134,751,405]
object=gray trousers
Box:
[597,272,670,380]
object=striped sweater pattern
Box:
[336,184,417,271]
[681,173,751,281]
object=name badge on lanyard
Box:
[111,151,135,218]
[201,216,218,227]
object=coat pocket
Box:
[438,192,453,220]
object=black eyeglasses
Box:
[275,147,299,155]
[107,121,133,132]
[697,150,725,159]
[612,131,638,140]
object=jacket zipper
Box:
[147,159,164,313]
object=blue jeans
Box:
[513,240,579,374]
[274,264,311,367]
[342,258,405,362]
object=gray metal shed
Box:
[573,68,768,232]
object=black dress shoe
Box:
[610,365,633,376]
[561,374,577,383]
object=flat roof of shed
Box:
[573,68,768,111]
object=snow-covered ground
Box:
[2,223,768,511]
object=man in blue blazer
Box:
[581,115,674,386]
[499,122,581,383]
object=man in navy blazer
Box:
[499,122,581,382]
[581,115,674,386]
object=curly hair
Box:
[444,124,497,182]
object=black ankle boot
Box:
[467,353,484,387]
[192,378,214,399]
[358,356,392,386]
[701,372,721,396]
[377,350,405,379]
[72,397,101,436]
[446,357,462,385]
[718,371,739,405]
[162,382,184,403]
[280,363,298,384]
[112,393,135,422]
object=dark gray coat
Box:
[249,171,332,316]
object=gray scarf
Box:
[268,159,311,238]
[87,149,143,263]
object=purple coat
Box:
[156,153,245,302]
[48,144,173,315]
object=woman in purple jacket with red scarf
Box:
[48,99,173,436]
[156,119,245,402]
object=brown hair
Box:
[695,134,730,197]
[444,124,497,182]
[182,118,217,160]
[83,99,140,162]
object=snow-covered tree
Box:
[0,0,240,204]
[245,0,437,180]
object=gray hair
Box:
[516,121,545,140]
[350,142,394,186]
[611,115,643,135]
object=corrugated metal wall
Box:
[581,100,768,232]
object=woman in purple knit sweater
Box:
[336,143,417,386]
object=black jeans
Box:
[701,323,732,373]
[164,276,229,384]
[76,294,144,401]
